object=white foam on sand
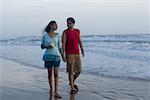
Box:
[0,58,150,100]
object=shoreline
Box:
[0,56,149,82]
[0,58,150,100]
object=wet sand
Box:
[0,58,150,100]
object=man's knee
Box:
[76,71,81,75]
[69,71,74,75]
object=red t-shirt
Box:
[64,29,80,54]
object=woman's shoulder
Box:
[42,32,48,37]
[55,32,59,35]
[42,32,47,35]
[55,32,61,37]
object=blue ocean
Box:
[0,34,150,81]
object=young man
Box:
[62,17,84,94]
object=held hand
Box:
[61,54,66,62]
[62,56,66,62]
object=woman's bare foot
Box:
[49,90,52,96]
[54,93,62,99]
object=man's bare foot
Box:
[70,89,77,94]
[69,84,79,92]
[74,84,79,91]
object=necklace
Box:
[48,33,56,47]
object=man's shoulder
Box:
[63,29,68,33]
[74,28,80,33]
[64,28,80,32]
[63,28,80,34]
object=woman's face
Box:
[50,23,57,30]
[67,20,74,29]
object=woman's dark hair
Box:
[67,17,75,24]
[45,21,56,33]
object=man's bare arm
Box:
[79,35,84,57]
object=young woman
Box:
[41,21,62,98]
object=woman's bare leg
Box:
[48,67,53,95]
[54,67,62,98]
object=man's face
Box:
[67,20,74,29]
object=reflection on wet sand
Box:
[49,94,75,100]
[49,94,52,100]
[69,94,75,100]
[49,95,63,100]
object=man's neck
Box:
[68,28,74,30]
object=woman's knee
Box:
[48,68,52,77]
[48,72,52,76]
[54,73,58,78]
[54,67,59,78]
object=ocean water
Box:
[0,34,150,81]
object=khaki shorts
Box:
[66,54,81,74]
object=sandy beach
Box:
[0,58,150,100]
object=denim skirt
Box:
[43,55,61,68]
[44,60,60,68]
